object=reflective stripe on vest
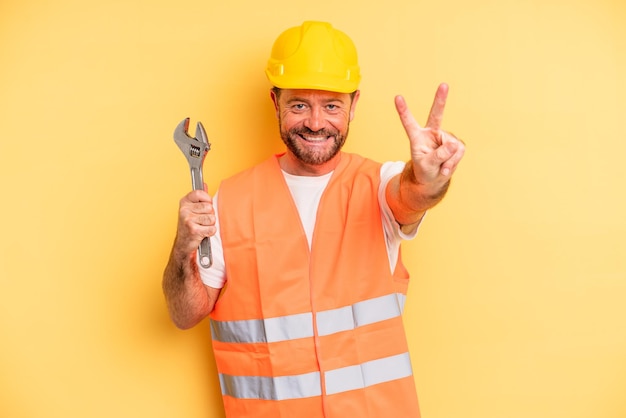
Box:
[218,352,412,400]
[211,312,314,343]
[219,370,322,400]
[211,293,406,343]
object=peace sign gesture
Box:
[395,83,465,189]
[386,83,465,226]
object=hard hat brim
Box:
[265,70,360,94]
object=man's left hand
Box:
[394,83,465,191]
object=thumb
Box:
[433,142,460,177]
[434,141,458,164]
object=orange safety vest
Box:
[211,152,420,417]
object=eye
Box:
[326,103,344,113]
[292,103,307,111]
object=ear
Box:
[349,90,361,121]
[270,89,280,119]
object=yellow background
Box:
[1,0,625,417]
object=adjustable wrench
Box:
[173,118,212,268]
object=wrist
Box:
[400,162,450,211]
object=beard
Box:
[279,124,349,166]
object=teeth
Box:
[302,135,329,142]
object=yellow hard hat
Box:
[265,21,361,93]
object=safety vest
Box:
[211,153,421,417]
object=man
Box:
[163,21,465,418]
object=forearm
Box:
[162,242,213,330]
[386,161,450,226]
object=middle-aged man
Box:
[163,20,465,418]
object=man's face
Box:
[272,89,360,167]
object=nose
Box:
[304,107,324,132]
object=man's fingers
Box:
[397,86,464,179]
[180,191,215,227]
[425,141,457,177]
[435,141,458,162]
[182,190,212,208]
[438,139,465,176]
[425,83,449,130]
[191,189,212,201]
[395,95,422,136]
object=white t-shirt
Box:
[199,161,421,289]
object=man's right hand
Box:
[173,189,216,260]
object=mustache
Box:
[289,127,339,137]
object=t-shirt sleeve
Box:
[379,161,424,243]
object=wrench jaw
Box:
[173,118,211,191]
[173,118,211,150]
[173,118,191,151]
[195,121,210,149]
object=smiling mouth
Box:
[299,134,332,143]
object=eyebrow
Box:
[285,97,345,105]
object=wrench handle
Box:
[190,167,212,268]
[198,237,212,269]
